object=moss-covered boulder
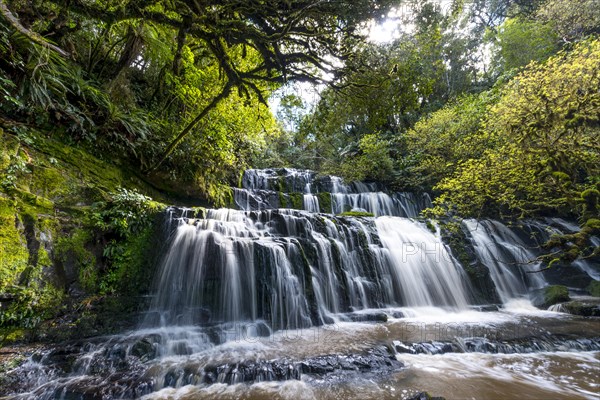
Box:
[588,280,600,297]
[543,285,570,308]
[560,300,600,316]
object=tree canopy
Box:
[0,0,394,202]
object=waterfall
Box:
[463,219,546,303]
[143,169,595,334]
[10,168,600,400]
[376,217,470,308]
[235,168,432,217]
[303,183,320,213]
[144,205,476,332]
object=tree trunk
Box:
[145,83,233,172]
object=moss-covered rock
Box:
[288,192,303,210]
[337,211,374,217]
[560,300,600,317]
[588,280,600,297]
[543,285,570,307]
[0,198,29,290]
[317,192,332,213]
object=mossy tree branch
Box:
[145,83,233,173]
[0,0,70,58]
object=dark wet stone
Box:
[345,312,389,323]
[393,340,416,354]
[408,392,446,400]
[469,304,500,312]
[130,338,157,361]
[393,336,600,355]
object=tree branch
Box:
[0,0,70,58]
[145,83,233,172]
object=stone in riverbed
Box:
[407,392,446,400]
[542,285,570,308]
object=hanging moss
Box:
[278,191,288,208]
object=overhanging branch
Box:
[0,0,70,58]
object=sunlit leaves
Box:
[434,37,600,218]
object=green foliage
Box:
[99,225,154,295]
[536,0,600,42]
[0,0,396,204]
[90,188,161,237]
[90,188,163,294]
[435,38,600,218]
[0,283,64,329]
[496,18,559,72]
[403,91,499,191]
[324,133,394,183]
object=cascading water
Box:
[376,217,470,308]
[463,219,546,304]
[234,168,432,216]
[143,206,473,334]
[5,168,599,400]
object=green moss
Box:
[13,189,54,212]
[0,198,29,290]
[288,192,303,210]
[278,191,287,208]
[32,137,124,194]
[581,188,599,204]
[337,211,374,217]
[29,164,68,200]
[317,192,332,213]
[99,225,156,295]
[584,218,600,230]
[56,229,97,292]
[543,285,570,307]
[587,280,600,297]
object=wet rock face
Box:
[197,346,403,386]
[7,341,404,397]
[299,346,402,377]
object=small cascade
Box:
[303,183,320,213]
[541,219,600,281]
[463,219,546,304]
[234,168,431,217]
[376,217,470,308]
